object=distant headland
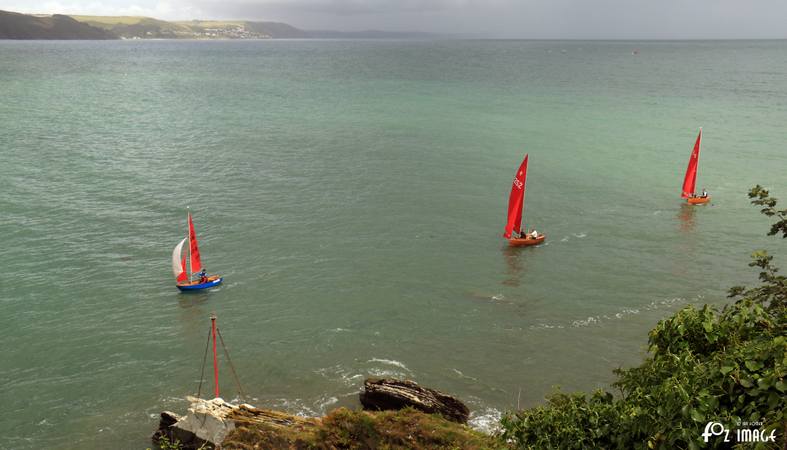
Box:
[0,10,437,40]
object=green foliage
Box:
[729,186,787,314]
[615,300,785,449]
[501,187,787,449]
[747,185,787,239]
[499,390,621,449]
[223,407,500,449]
[502,303,785,449]
[150,435,184,450]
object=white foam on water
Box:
[314,364,364,387]
[531,295,702,330]
[368,358,410,372]
[368,368,409,378]
[277,366,363,415]
[227,395,245,404]
[451,368,478,382]
[572,316,600,327]
[468,408,503,433]
[271,398,319,417]
[344,373,364,383]
[316,395,339,412]
[528,323,565,330]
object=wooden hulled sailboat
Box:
[172,210,223,291]
[504,154,545,247]
[682,128,710,205]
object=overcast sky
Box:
[2,0,786,38]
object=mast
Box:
[695,127,702,184]
[187,207,192,283]
[521,164,527,233]
[211,314,220,398]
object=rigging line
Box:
[216,327,246,400]
[196,322,212,399]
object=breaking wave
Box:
[529,296,701,330]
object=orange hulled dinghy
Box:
[172,210,223,291]
[682,128,710,205]
[504,154,545,247]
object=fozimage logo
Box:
[702,421,777,443]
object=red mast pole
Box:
[211,314,219,398]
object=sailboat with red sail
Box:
[504,154,545,247]
[172,210,223,291]
[682,128,710,205]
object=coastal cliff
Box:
[0,10,307,40]
[0,10,116,39]
[70,16,309,39]
[0,10,435,40]
[153,401,496,449]
[152,379,496,449]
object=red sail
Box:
[188,212,202,274]
[681,129,702,198]
[504,154,528,239]
[177,256,188,283]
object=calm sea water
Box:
[1,39,785,449]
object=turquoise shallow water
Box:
[0,39,785,449]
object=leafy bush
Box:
[501,187,787,449]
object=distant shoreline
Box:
[0,10,438,40]
[2,10,786,41]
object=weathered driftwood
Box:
[151,397,320,449]
[359,378,470,424]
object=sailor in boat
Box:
[198,268,208,284]
[690,188,708,200]
[517,229,540,240]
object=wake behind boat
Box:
[682,128,710,205]
[172,210,223,291]
[504,154,545,247]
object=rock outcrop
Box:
[359,378,470,424]
[152,396,319,449]
[154,380,471,448]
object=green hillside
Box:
[2,11,422,40]
[70,15,191,38]
[69,15,308,39]
[2,10,419,40]
[237,21,309,38]
[0,10,117,39]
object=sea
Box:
[0,39,785,449]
